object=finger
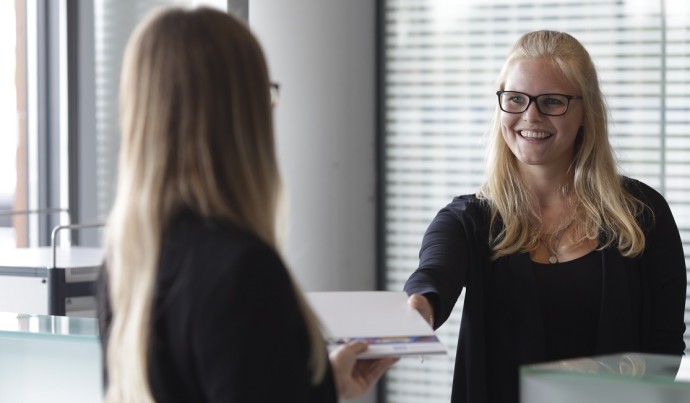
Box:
[407,294,426,310]
[354,357,398,377]
[408,294,430,316]
[408,294,434,326]
[369,357,399,375]
[346,341,369,354]
[359,357,400,384]
[329,340,368,363]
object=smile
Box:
[519,130,553,139]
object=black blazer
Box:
[405,177,687,403]
[98,212,337,402]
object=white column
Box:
[249,1,377,294]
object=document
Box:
[305,291,447,359]
[676,356,690,382]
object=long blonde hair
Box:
[104,7,326,402]
[479,30,646,259]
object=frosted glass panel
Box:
[521,353,690,403]
[0,313,101,402]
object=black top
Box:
[532,251,602,361]
[98,213,337,403]
[404,177,687,403]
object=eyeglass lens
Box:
[498,91,572,116]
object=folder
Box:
[305,291,447,359]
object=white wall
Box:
[78,0,379,289]
[249,1,377,294]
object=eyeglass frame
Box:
[270,82,280,107]
[496,90,582,117]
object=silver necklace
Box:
[541,219,574,264]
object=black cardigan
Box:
[404,177,687,403]
[98,213,337,402]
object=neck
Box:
[541,217,575,264]
[518,163,572,204]
[539,192,576,236]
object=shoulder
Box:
[445,193,488,213]
[621,176,666,206]
[620,176,672,216]
[422,194,492,243]
[437,194,491,225]
[167,213,280,263]
[167,212,270,249]
[160,213,289,297]
[620,176,676,232]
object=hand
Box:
[328,341,399,400]
[408,293,434,328]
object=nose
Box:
[523,100,542,122]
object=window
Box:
[0,1,26,247]
[86,0,228,235]
[382,1,690,401]
[0,0,70,249]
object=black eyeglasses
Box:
[270,82,280,107]
[496,90,582,116]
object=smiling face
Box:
[500,57,584,173]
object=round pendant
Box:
[548,255,558,264]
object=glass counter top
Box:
[0,311,99,339]
[521,353,690,403]
[0,312,102,402]
[522,353,689,384]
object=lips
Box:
[519,130,553,139]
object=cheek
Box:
[499,123,516,149]
[558,116,583,138]
[568,109,585,132]
[500,114,517,135]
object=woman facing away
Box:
[405,30,687,403]
[98,6,396,402]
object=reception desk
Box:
[0,312,102,402]
[521,352,690,402]
[0,247,102,316]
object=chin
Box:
[516,156,549,166]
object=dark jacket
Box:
[404,177,687,403]
[98,213,337,402]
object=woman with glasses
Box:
[405,30,686,403]
[98,6,396,403]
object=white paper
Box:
[305,291,447,358]
[675,356,690,382]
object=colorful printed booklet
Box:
[305,291,447,359]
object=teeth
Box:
[520,130,551,139]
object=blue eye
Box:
[542,97,564,106]
[509,94,526,104]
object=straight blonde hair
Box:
[104,7,326,402]
[479,30,647,259]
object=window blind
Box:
[92,0,225,222]
[382,1,690,401]
[93,0,173,222]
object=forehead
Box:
[503,58,579,95]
